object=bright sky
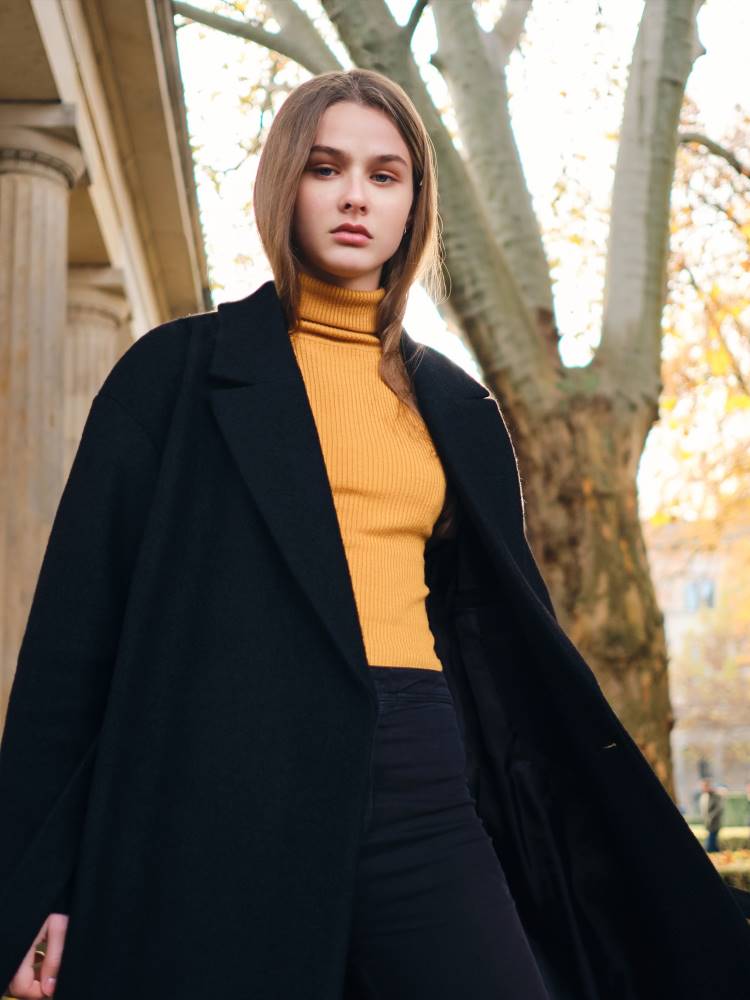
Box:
[175,0,749,517]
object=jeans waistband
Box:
[367,665,451,699]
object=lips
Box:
[331,224,372,238]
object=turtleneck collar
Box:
[291,271,386,346]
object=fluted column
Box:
[0,126,85,722]
[65,267,131,476]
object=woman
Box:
[2,69,749,1000]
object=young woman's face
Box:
[292,101,415,291]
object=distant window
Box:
[684,576,715,611]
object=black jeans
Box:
[343,666,551,999]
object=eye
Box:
[309,165,396,184]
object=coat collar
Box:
[207,279,524,701]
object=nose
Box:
[341,172,368,212]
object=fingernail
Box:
[44,977,56,994]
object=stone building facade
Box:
[643,514,750,815]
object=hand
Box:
[5,913,68,999]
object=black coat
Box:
[1,279,748,999]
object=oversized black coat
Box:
[1,279,748,999]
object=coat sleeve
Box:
[509,514,558,623]
[0,390,160,917]
[490,397,559,624]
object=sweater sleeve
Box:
[0,391,160,917]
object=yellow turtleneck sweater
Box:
[289,271,446,671]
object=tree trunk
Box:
[507,379,676,795]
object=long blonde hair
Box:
[253,68,444,414]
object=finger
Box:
[40,913,68,995]
[7,925,48,999]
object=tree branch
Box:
[430,0,556,376]
[265,0,345,74]
[682,260,750,395]
[402,0,430,46]
[171,1,342,75]
[320,0,401,70]
[599,0,707,412]
[486,0,533,68]
[679,131,750,179]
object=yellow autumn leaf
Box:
[649,511,672,527]
[713,307,731,326]
[707,346,732,375]
[726,394,750,412]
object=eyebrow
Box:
[308,144,409,169]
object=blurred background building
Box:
[644,514,750,818]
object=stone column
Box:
[65,267,131,476]
[0,126,85,723]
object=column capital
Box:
[0,124,86,189]
[67,266,131,325]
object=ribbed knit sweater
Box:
[289,271,446,670]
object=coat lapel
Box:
[207,279,524,699]
[207,281,372,697]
